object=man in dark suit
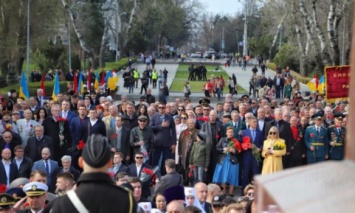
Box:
[127,152,152,199]
[0,148,18,186]
[109,152,127,176]
[150,102,176,175]
[0,131,22,157]
[224,110,246,139]
[60,100,77,125]
[69,104,89,147]
[201,110,223,183]
[240,117,263,192]
[79,108,106,143]
[31,147,59,191]
[108,115,130,163]
[194,182,211,213]
[42,104,72,163]
[36,88,46,107]
[122,103,139,130]
[13,145,33,178]
[25,125,54,162]
[264,108,293,168]
[257,107,271,136]
[154,159,183,195]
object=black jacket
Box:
[25,135,54,162]
[12,157,33,178]
[0,160,18,185]
[44,172,136,213]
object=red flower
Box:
[77,140,85,150]
[310,133,315,138]
[231,138,242,153]
[108,171,115,178]
[216,134,220,139]
[184,131,190,136]
[242,136,252,151]
[143,168,154,176]
[57,118,67,122]
[197,117,209,122]
[0,184,6,193]
[188,165,195,178]
[111,133,118,139]
[297,137,301,142]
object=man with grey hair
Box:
[103,105,119,136]
[16,109,40,147]
[226,110,246,138]
[36,88,45,107]
[201,110,223,182]
[52,155,80,184]
[147,106,156,120]
[264,108,293,168]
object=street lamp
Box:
[67,2,84,72]
[243,7,248,57]
[26,0,30,80]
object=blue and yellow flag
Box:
[318,75,326,95]
[19,72,30,100]
[78,71,84,95]
[94,70,99,90]
[52,72,60,101]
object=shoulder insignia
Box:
[306,126,313,129]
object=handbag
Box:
[229,155,238,164]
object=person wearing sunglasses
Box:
[175,113,188,164]
[261,127,286,175]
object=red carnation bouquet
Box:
[139,166,159,183]
[242,136,261,164]
[188,165,195,178]
[77,140,85,150]
[57,117,67,147]
[227,138,242,153]
[110,133,118,139]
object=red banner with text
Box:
[325,66,350,100]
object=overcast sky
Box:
[202,0,243,16]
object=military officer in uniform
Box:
[0,193,16,213]
[6,90,17,112]
[328,113,346,160]
[45,134,136,213]
[304,111,329,164]
[17,182,48,213]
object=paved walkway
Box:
[116,59,310,101]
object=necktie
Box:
[110,117,115,128]
[317,128,320,134]
[252,130,256,141]
[45,160,50,175]
[338,128,341,135]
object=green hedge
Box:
[103,57,137,71]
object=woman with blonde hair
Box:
[261,127,286,175]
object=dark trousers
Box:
[275,85,281,98]
[151,146,173,176]
[140,84,147,94]
[242,154,260,193]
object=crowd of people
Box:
[0,64,348,212]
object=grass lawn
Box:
[170,65,246,93]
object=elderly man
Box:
[60,100,77,125]
[0,130,22,157]
[16,109,40,147]
[36,88,46,107]
[288,116,306,168]
[108,115,131,162]
[17,182,48,213]
[25,125,54,162]
[154,159,183,194]
[166,201,184,213]
[194,182,211,213]
[206,183,222,204]
[53,155,80,182]
[201,110,223,183]
[103,105,119,136]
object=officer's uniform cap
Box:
[22,182,48,196]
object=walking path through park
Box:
[115,59,310,102]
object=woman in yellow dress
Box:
[261,126,286,175]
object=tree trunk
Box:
[61,0,97,69]
[99,18,110,68]
[311,0,332,66]
[268,13,287,61]
[121,0,139,54]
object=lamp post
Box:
[26,0,30,80]
[67,2,84,72]
[243,7,248,57]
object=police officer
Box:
[6,90,16,111]
[17,182,48,213]
[305,111,329,164]
[0,193,16,213]
[328,113,346,160]
[45,134,136,213]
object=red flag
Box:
[73,72,78,93]
[40,74,46,96]
[314,74,319,89]
[100,70,105,86]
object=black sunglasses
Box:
[135,156,143,159]
[158,107,165,109]
[138,120,147,123]
[269,132,277,135]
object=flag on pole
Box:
[318,75,326,95]
[73,72,78,94]
[40,74,46,96]
[107,70,118,90]
[19,72,30,100]
[100,70,105,86]
[306,74,319,92]
[94,70,99,90]
[78,72,84,95]
[87,71,91,91]
[52,72,61,101]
